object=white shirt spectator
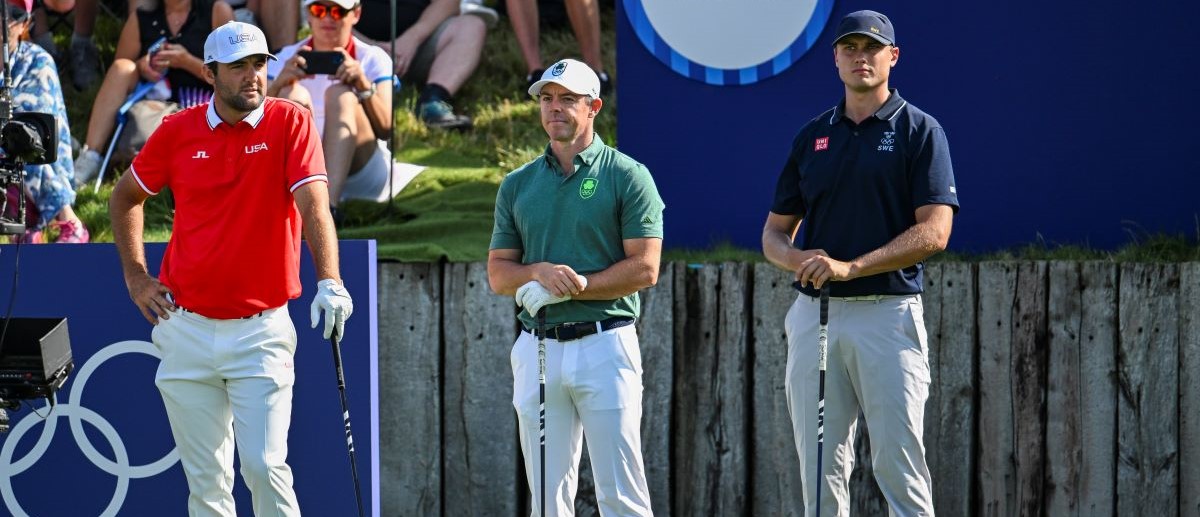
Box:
[268,36,392,134]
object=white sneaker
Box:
[460,1,498,28]
[74,147,102,189]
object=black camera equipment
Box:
[0,5,72,433]
[0,2,58,236]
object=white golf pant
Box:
[784,294,935,517]
[511,323,653,517]
[152,305,301,517]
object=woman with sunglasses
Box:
[73,0,234,188]
[267,0,396,225]
[2,0,89,242]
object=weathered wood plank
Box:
[378,263,441,517]
[750,263,804,517]
[442,262,519,517]
[673,263,749,516]
[1117,264,1180,517]
[977,261,1048,517]
[977,262,1017,517]
[636,262,674,516]
[923,262,976,517]
[1181,262,1200,517]
[1046,262,1117,517]
[1011,262,1048,517]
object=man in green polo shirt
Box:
[488,58,664,517]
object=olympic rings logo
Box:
[0,341,178,517]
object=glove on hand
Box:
[515,276,587,317]
[310,279,354,340]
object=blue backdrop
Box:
[0,241,378,516]
[617,0,1200,251]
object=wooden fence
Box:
[376,261,1200,517]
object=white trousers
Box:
[511,324,654,517]
[152,306,301,517]
[784,294,935,517]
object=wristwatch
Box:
[356,82,376,102]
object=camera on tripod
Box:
[0,2,71,431]
[0,0,58,236]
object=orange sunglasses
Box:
[306,3,354,20]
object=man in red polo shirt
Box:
[109,21,352,516]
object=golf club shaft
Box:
[536,307,547,517]
[331,332,366,517]
[815,284,830,515]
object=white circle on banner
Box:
[641,0,819,69]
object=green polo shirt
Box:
[490,136,665,328]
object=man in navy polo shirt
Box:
[762,10,958,516]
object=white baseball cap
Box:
[528,59,601,98]
[203,21,276,64]
[303,0,358,10]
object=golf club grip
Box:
[819,284,830,325]
[331,333,347,390]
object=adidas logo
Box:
[641,216,654,225]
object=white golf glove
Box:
[310,279,354,340]
[515,276,587,317]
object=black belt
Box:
[526,317,635,342]
[178,306,265,320]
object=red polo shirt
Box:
[131,97,327,318]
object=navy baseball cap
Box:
[832,10,896,46]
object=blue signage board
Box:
[617,0,1200,251]
[0,241,378,516]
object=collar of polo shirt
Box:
[206,96,267,130]
[829,88,908,125]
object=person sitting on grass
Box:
[267,0,395,226]
[4,0,88,242]
[73,0,234,188]
[351,0,486,130]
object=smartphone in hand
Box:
[147,36,168,62]
[298,50,345,75]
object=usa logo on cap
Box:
[622,0,834,85]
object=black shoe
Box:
[598,71,612,96]
[525,68,544,93]
[418,100,473,130]
[330,206,344,228]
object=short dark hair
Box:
[206,62,219,77]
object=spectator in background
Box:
[506,0,609,95]
[352,0,486,130]
[30,0,103,90]
[268,0,394,225]
[225,0,300,51]
[5,0,88,242]
[73,0,234,187]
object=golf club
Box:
[536,307,547,517]
[815,283,830,515]
[330,330,365,517]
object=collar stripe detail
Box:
[886,100,908,121]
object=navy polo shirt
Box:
[771,90,959,297]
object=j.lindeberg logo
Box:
[192,150,210,159]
